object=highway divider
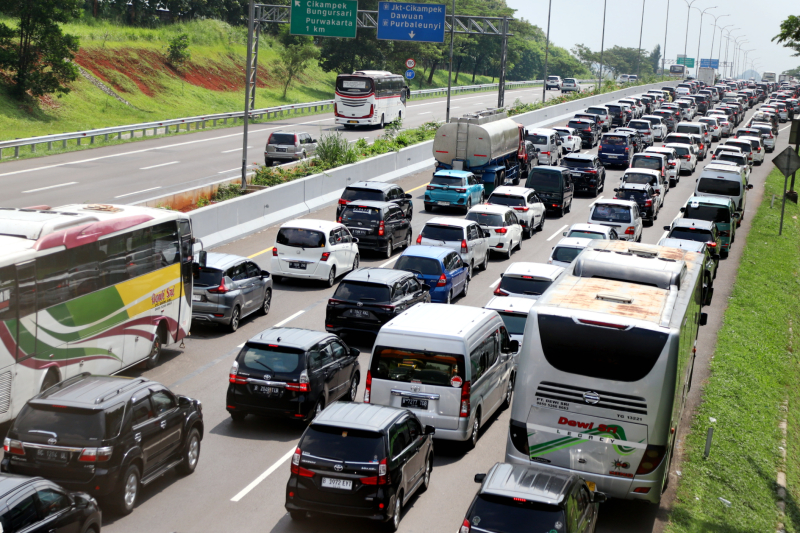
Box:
[185,81,677,249]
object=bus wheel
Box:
[379,114,385,129]
[40,369,60,393]
[145,325,166,369]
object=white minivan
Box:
[466,205,524,259]
[694,163,753,220]
[417,217,491,277]
[271,219,360,287]
[367,303,518,448]
[587,199,643,242]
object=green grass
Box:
[665,168,800,532]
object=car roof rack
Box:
[95,378,150,404]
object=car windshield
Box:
[684,204,731,223]
[394,255,443,276]
[499,276,553,296]
[239,344,302,374]
[586,107,607,115]
[669,228,714,242]
[269,133,296,145]
[333,281,391,302]
[371,346,464,386]
[631,157,662,170]
[629,122,650,130]
[15,405,105,442]
[342,206,381,223]
[552,246,583,263]
[567,121,589,130]
[301,425,385,462]
[624,172,656,185]
[697,177,741,196]
[718,153,746,165]
[466,212,504,227]
[527,135,549,145]
[277,228,326,248]
[592,204,632,223]
[194,266,223,287]
[420,224,464,242]
[563,157,593,168]
[602,135,627,146]
[341,188,385,202]
[497,313,528,336]
[568,230,606,239]
[488,194,525,207]
[431,175,465,187]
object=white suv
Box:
[486,186,546,238]
[417,218,490,278]
[546,76,563,90]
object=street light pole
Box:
[708,14,729,67]
[636,0,646,78]
[598,0,607,91]
[733,40,748,77]
[445,0,455,122]
[693,6,716,77]
[661,0,670,80]
[542,0,553,102]
[716,24,734,67]
[683,0,699,68]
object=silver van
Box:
[264,131,317,166]
[525,128,561,166]
[417,217,491,277]
[367,303,518,449]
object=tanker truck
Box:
[431,109,531,196]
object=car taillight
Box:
[377,220,385,236]
[328,298,343,306]
[208,278,229,294]
[625,226,635,235]
[291,447,315,477]
[3,438,24,456]
[426,185,434,190]
[455,188,467,193]
[542,151,550,156]
[294,134,300,148]
[268,134,274,144]
[286,373,310,392]
[460,381,471,417]
[364,371,372,403]
[495,228,507,234]
[625,147,629,152]
[360,458,389,485]
[79,446,114,462]
[513,206,529,212]
[229,361,248,384]
[645,199,652,207]
[461,239,468,253]
[338,198,350,205]
[706,242,717,248]
[437,274,447,287]
[416,234,422,244]
[757,147,762,152]
[598,145,603,150]
[585,169,598,174]
[460,519,471,533]
[699,143,704,150]
[494,286,508,296]
[683,155,690,160]
[636,445,667,475]
[321,252,330,262]
[272,247,278,257]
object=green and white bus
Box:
[0,204,195,424]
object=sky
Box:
[506,0,798,77]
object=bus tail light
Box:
[364,371,372,403]
[635,445,667,475]
[460,381,471,417]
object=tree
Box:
[782,65,800,77]
[167,33,191,70]
[0,0,81,99]
[648,44,662,74]
[773,15,800,56]
[274,30,320,98]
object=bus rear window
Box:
[336,76,373,96]
[371,347,464,386]
[538,315,668,382]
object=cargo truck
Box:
[697,67,716,86]
[432,109,529,195]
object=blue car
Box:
[598,131,634,168]
[424,169,485,214]
[393,246,469,304]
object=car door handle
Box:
[160,420,167,429]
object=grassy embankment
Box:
[665,167,800,532]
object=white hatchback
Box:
[553,127,582,153]
[271,219,360,287]
[486,186,546,237]
[465,204,524,259]
[587,199,643,242]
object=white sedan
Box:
[553,127,582,153]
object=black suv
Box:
[614,183,659,224]
[0,473,102,533]
[615,127,645,152]
[339,201,413,259]
[326,268,431,336]
[227,327,360,423]
[337,182,413,221]
[566,118,599,148]
[285,402,435,531]
[562,153,606,197]
[2,374,203,515]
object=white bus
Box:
[505,240,707,503]
[762,71,776,83]
[334,70,408,129]
[669,64,688,78]
[0,204,195,423]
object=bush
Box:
[167,33,191,68]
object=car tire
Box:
[468,261,473,280]
[481,251,489,270]
[446,290,453,305]
[260,289,272,315]
[308,399,324,423]
[326,266,336,288]
[384,492,403,532]
[418,454,432,493]
[464,197,472,215]
[113,464,140,515]
[176,428,201,476]
[353,254,360,272]
[346,372,360,401]
[407,203,413,220]
[505,242,513,260]
[538,215,546,231]
[265,158,273,167]
[230,411,247,422]
[465,410,480,450]
[501,376,514,409]
[424,203,432,213]
[523,226,531,239]
[462,276,469,297]
[228,306,240,333]
[384,239,393,260]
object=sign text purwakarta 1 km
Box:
[290,0,358,38]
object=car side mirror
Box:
[350,347,361,358]
[261,270,270,278]
[507,340,520,354]
[733,212,741,219]
[425,425,436,435]
[747,184,754,190]
[421,284,431,292]
[700,312,709,326]
[613,188,619,192]
[663,225,671,231]
[592,492,608,504]
[352,238,359,243]
[198,250,208,268]
[680,207,685,212]
[312,138,317,143]
[712,253,720,260]
[474,473,486,483]
[483,230,492,238]
[404,193,413,199]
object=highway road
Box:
[94,98,787,532]
[0,85,578,209]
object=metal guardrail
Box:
[0,78,596,159]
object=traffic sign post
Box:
[676,57,695,68]
[377,2,446,43]
[405,58,416,69]
[700,58,720,69]
[290,0,358,38]
[772,145,800,235]
[405,69,415,80]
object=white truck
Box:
[697,67,716,86]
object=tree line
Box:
[571,43,663,80]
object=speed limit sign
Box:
[406,58,416,69]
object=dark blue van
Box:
[598,132,634,168]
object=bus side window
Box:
[153,222,180,267]
[36,250,69,311]
[98,234,130,287]
[68,243,100,299]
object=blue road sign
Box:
[377,1,446,43]
[700,58,720,69]
[405,69,416,80]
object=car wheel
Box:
[636,233,642,243]
[419,454,432,493]
[523,226,531,239]
[177,428,201,476]
[308,399,324,423]
[228,306,240,333]
[424,203,432,212]
[230,411,247,422]
[446,290,453,305]
[407,204,413,220]
[538,215,546,231]
[145,328,164,369]
[501,377,514,409]
[721,249,729,259]
[265,158,273,166]
[353,254,360,272]
[113,465,140,515]
[404,232,412,249]
[465,411,481,450]
[481,251,489,270]
[384,492,403,532]
[464,197,472,215]
[326,266,336,288]
[480,193,485,204]
[260,289,272,315]
[468,261,473,280]
[462,276,469,297]
[346,372,360,401]
[506,242,513,259]
[385,239,393,260]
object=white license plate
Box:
[607,155,619,158]
[192,294,202,302]
[437,201,450,206]
[276,148,287,152]
[321,478,352,490]
[289,262,307,270]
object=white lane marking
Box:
[218,167,241,173]
[140,161,179,170]
[780,125,792,132]
[22,182,78,193]
[546,224,568,242]
[659,230,669,242]
[379,257,399,268]
[589,196,605,206]
[231,447,295,502]
[274,310,305,328]
[114,186,162,199]
[490,278,502,289]
[222,146,251,153]
[419,112,432,115]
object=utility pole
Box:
[636,0,646,78]
[240,0,255,190]
[542,0,553,102]
[598,0,607,91]
[445,0,455,122]
[661,0,670,80]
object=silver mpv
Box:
[192,252,273,332]
[264,131,317,166]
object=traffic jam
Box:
[0,76,797,533]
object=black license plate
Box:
[289,262,307,270]
[276,148,287,152]
[401,398,428,410]
[36,449,69,463]
[347,309,371,318]
[254,386,280,396]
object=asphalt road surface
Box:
[0,85,581,209]
[91,99,789,533]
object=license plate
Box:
[321,477,352,490]
[289,262,307,270]
[607,155,619,158]
[254,386,280,395]
[437,201,450,206]
[401,398,429,410]
[348,120,358,124]
[192,294,202,302]
[36,449,69,463]
[351,229,367,235]
[276,148,287,152]
[349,309,370,318]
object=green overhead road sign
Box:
[290,0,358,38]
[676,57,695,68]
